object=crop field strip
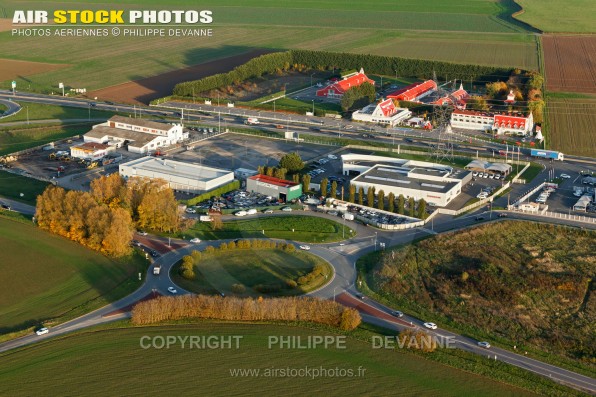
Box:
[546,98,596,157]
[514,0,596,33]
[542,35,596,93]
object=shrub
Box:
[254,284,282,293]
[231,284,246,294]
[286,279,298,289]
[181,269,196,280]
[205,246,215,254]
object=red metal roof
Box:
[248,174,299,188]
[494,114,530,123]
[316,71,374,96]
[377,98,397,117]
[387,80,437,102]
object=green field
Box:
[0,101,115,123]
[0,170,49,204]
[0,217,147,335]
[177,215,355,243]
[514,0,596,33]
[0,323,539,397]
[172,248,332,296]
[1,0,539,94]
[546,98,596,157]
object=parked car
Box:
[391,310,404,318]
[138,230,148,236]
[190,238,201,243]
[150,250,159,257]
[185,207,196,214]
[423,322,437,330]
[263,209,274,214]
[167,287,177,294]
[355,293,366,300]
[247,208,258,215]
[560,174,571,179]
[327,154,338,160]
[475,216,485,221]
[498,213,507,218]
[299,245,311,251]
[35,327,49,336]
[132,240,141,247]
[235,210,248,216]
[281,207,293,212]
[477,341,491,349]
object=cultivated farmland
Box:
[546,98,596,157]
[0,323,540,397]
[542,35,596,93]
[514,0,596,33]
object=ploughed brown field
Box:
[0,59,68,82]
[542,35,596,93]
[87,49,272,105]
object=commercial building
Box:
[246,174,302,202]
[433,84,469,108]
[465,160,512,176]
[119,157,234,194]
[342,154,471,207]
[316,68,375,98]
[351,99,412,126]
[70,142,114,160]
[387,80,437,102]
[450,110,534,136]
[84,115,188,154]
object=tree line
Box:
[35,174,183,256]
[173,50,515,98]
[131,294,362,331]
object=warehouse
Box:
[246,174,302,202]
[316,68,374,98]
[70,142,114,160]
[342,154,471,207]
[119,157,234,194]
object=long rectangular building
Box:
[246,174,302,202]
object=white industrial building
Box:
[450,110,534,136]
[70,142,115,160]
[351,99,411,126]
[119,157,234,194]
[342,154,471,207]
[84,115,188,154]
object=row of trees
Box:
[173,50,514,99]
[131,294,361,331]
[345,184,427,219]
[35,174,183,256]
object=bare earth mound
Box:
[88,49,272,105]
[0,59,69,82]
[542,35,596,93]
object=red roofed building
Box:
[316,68,375,98]
[433,84,469,108]
[450,109,534,136]
[246,174,302,202]
[352,99,412,126]
[387,80,437,102]
[493,113,533,135]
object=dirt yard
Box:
[0,59,69,82]
[87,49,273,105]
[0,18,12,32]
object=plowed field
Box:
[542,35,596,93]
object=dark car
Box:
[132,240,141,247]
[150,250,159,257]
[355,293,366,300]
[498,213,507,218]
[405,138,414,143]
[391,310,404,318]
[105,101,114,105]
[475,216,485,221]
[1,204,11,210]
[90,102,97,107]
[310,127,321,132]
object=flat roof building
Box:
[352,99,412,126]
[119,157,234,194]
[70,142,114,160]
[246,174,302,202]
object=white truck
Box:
[245,117,259,125]
[153,265,162,275]
[342,213,354,221]
[199,215,212,222]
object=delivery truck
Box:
[530,149,564,161]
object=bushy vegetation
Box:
[36,174,182,256]
[365,221,595,363]
[184,180,240,206]
[131,295,361,331]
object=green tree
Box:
[257,165,265,175]
[330,181,338,199]
[278,152,304,172]
[301,174,311,192]
[320,177,328,196]
[377,189,385,211]
[292,173,300,183]
[527,72,544,90]
[348,184,356,203]
[358,187,364,206]
[387,192,395,213]
[266,166,274,177]
[417,199,427,219]
[397,194,405,214]
[408,197,415,218]
[466,96,489,112]
[367,187,375,207]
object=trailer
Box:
[530,149,564,161]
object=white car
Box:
[477,193,488,199]
[423,322,437,330]
[35,327,49,336]
[494,175,501,180]
[477,341,491,349]
[138,230,148,236]
[185,208,196,214]
[281,207,293,212]
[234,210,248,217]
[167,287,177,294]
[327,154,337,160]
[299,245,310,250]
[489,174,495,179]
[247,209,258,215]
[263,209,273,214]
[472,172,478,177]
[560,174,571,179]
[190,238,201,243]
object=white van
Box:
[247,209,257,215]
[235,210,248,217]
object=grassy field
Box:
[0,170,49,204]
[0,322,540,397]
[0,102,115,123]
[545,98,596,156]
[358,221,596,371]
[1,1,539,94]
[0,122,96,156]
[514,0,596,33]
[172,248,332,296]
[177,215,355,243]
[0,217,147,335]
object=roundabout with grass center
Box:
[171,244,333,297]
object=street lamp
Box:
[374,232,378,250]
[311,72,316,87]
[333,286,340,302]
[311,100,315,115]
